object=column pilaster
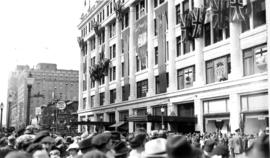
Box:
[194,96,204,133]
[146,107,152,133]
[229,22,242,80]
[87,40,92,109]
[229,93,241,133]
[79,51,84,111]
[116,18,122,103]
[128,108,134,133]
[168,0,177,92]
[147,0,155,96]
[129,5,136,100]
[95,35,100,107]
[104,26,110,105]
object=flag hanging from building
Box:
[122,28,130,100]
[135,16,147,68]
[243,0,252,16]
[155,2,168,93]
[205,0,229,29]
[180,12,193,42]
[191,7,205,38]
[214,57,228,82]
[230,0,245,22]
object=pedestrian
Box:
[203,140,215,158]
[91,132,115,158]
[0,135,16,158]
[66,143,80,158]
[232,129,243,158]
[210,144,229,158]
[244,134,269,158]
[49,147,61,158]
[113,141,130,158]
[79,136,94,154]
[142,138,167,158]
[128,133,146,158]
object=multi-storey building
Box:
[78,0,269,134]
[6,63,79,128]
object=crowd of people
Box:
[0,125,268,158]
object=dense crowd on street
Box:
[0,126,268,158]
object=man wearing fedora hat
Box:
[166,135,202,158]
[142,138,167,158]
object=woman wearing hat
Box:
[67,143,79,158]
[128,134,147,158]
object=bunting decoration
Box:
[156,2,168,93]
[180,12,193,42]
[77,37,86,52]
[135,16,147,68]
[230,0,245,22]
[92,21,101,35]
[113,0,124,21]
[191,7,205,38]
[89,56,110,82]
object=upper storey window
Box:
[135,0,146,20]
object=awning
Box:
[127,115,197,123]
[70,121,114,126]
[109,121,126,128]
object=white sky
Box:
[0,0,86,125]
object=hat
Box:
[204,140,215,152]
[40,136,55,143]
[211,144,229,156]
[67,143,79,151]
[129,133,146,149]
[79,137,93,150]
[91,133,112,147]
[114,141,130,157]
[33,130,50,143]
[167,135,202,158]
[142,138,167,158]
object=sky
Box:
[0,0,86,125]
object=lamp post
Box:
[26,72,35,126]
[0,102,3,131]
[161,106,165,130]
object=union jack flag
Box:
[230,0,245,22]
[191,8,205,38]
[205,0,229,29]
[180,12,193,41]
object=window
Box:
[155,47,158,65]
[176,4,181,24]
[155,73,169,94]
[206,55,231,84]
[135,0,145,20]
[253,0,266,28]
[110,66,116,81]
[122,12,129,29]
[122,62,124,77]
[122,85,130,101]
[183,0,189,14]
[91,80,95,88]
[136,56,140,72]
[176,36,181,57]
[110,44,116,59]
[153,105,167,116]
[108,113,115,122]
[110,89,116,103]
[119,110,129,121]
[154,0,158,8]
[183,39,194,54]
[243,44,267,76]
[137,79,148,98]
[154,19,157,36]
[177,66,195,90]
[113,44,116,58]
[91,95,95,107]
[110,2,113,14]
[100,92,105,106]
[100,76,105,85]
[83,98,86,109]
[107,5,109,17]
[213,27,223,44]
[159,0,164,4]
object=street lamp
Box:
[161,106,165,130]
[26,72,35,126]
[0,102,3,131]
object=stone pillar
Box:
[104,26,110,105]
[87,40,92,109]
[266,0,270,134]
[115,17,122,103]
[129,5,136,100]
[95,35,100,107]
[79,51,84,110]
[229,22,242,79]
[194,0,205,87]
[229,93,241,133]
[147,0,155,96]
[104,112,109,122]
[115,110,120,122]
[194,96,203,133]
[128,108,134,133]
[146,107,152,133]
[168,0,177,92]
[167,102,177,131]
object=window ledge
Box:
[203,39,230,53]
[240,25,266,40]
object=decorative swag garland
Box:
[113,0,124,21]
[89,58,110,82]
